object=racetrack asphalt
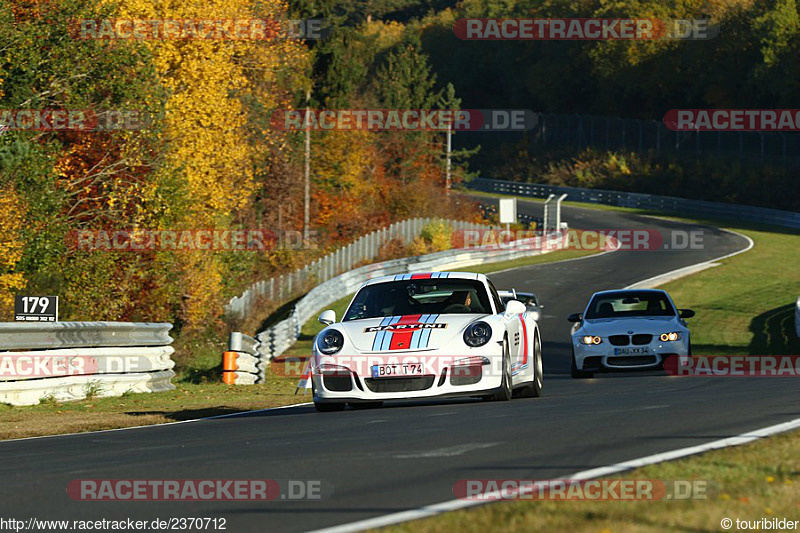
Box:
[1,200,796,532]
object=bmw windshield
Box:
[584,291,676,319]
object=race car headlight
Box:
[317,329,344,355]
[581,335,603,345]
[659,332,682,342]
[464,321,492,347]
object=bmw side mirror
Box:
[567,313,583,323]
[319,310,336,325]
[679,309,695,319]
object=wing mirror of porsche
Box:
[319,309,336,325]
[567,313,583,323]
[504,299,527,316]
[679,309,695,319]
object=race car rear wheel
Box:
[571,349,593,379]
[490,339,513,401]
[518,328,543,398]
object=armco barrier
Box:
[0,322,174,350]
[223,332,263,385]
[235,232,564,384]
[466,178,800,230]
[0,322,175,406]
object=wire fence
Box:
[532,113,800,168]
[225,217,489,319]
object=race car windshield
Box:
[584,291,676,319]
[343,279,493,321]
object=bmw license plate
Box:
[371,363,424,378]
[614,347,650,355]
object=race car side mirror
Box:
[567,313,582,323]
[504,300,526,316]
[679,309,695,319]
[319,310,336,325]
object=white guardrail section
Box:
[227,232,565,384]
[224,218,490,319]
[0,322,175,406]
[223,332,263,385]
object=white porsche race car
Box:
[568,289,694,378]
[311,272,543,411]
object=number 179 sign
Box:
[15,296,59,322]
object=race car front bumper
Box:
[312,350,506,403]
[574,338,689,372]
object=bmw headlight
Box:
[580,335,603,345]
[317,329,344,355]
[464,321,492,348]
[659,332,682,342]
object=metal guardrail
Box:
[467,178,800,230]
[224,332,263,385]
[0,322,174,350]
[0,322,176,405]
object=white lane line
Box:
[0,402,313,444]
[625,228,754,289]
[311,417,800,533]
[394,442,499,459]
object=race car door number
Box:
[371,364,424,378]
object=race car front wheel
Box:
[312,382,346,411]
[314,401,346,412]
[571,349,593,379]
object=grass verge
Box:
[0,377,310,441]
